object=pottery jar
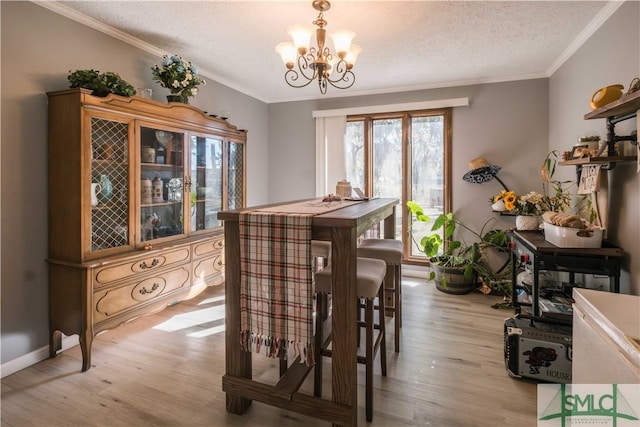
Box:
[142,146,156,163]
[336,179,352,198]
[141,177,152,204]
[152,176,164,203]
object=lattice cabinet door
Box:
[88,113,134,256]
[226,139,245,211]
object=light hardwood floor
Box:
[1,277,538,426]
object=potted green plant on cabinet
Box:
[68,69,136,97]
[407,201,510,296]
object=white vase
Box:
[516,215,540,231]
[491,200,507,212]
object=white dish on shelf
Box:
[543,222,604,248]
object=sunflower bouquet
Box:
[490,190,516,212]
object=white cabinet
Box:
[572,288,640,383]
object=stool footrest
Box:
[319,328,385,362]
[272,356,313,401]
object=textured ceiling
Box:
[43,1,614,103]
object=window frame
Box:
[346,108,452,265]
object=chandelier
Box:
[275,0,361,94]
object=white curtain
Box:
[315,116,347,196]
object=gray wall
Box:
[0,1,269,364]
[549,0,639,294]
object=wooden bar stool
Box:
[313,257,387,422]
[357,238,403,352]
[311,240,331,272]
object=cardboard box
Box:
[543,222,603,248]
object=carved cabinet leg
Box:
[50,330,62,358]
[80,329,93,372]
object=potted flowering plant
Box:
[151,54,205,103]
[510,191,549,230]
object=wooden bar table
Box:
[218,197,398,426]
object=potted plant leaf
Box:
[68,69,136,97]
[407,201,510,295]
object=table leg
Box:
[383,206,396,239]
[224,220,252,414]
[331,226,358,427]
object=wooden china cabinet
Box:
[47,89,246,371]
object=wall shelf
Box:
[584,89,640,120]
[559,155,637,166]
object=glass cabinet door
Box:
[90,116,131,253]
[190,135,223,231]
[139,126,185,243]
[227,140,244,210]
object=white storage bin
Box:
[543,222,603,248]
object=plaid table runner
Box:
[239,211,315,365]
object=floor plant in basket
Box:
[407,201,511,300]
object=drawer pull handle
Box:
[139,283,159,295]
[140,259,159,269]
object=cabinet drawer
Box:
[95,247,190,285]
[94,266,190,322]
[192,236,224,259]
[192,253,225,287]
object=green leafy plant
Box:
[541,150,573,213]
[151,54,206,102]
[68,69,136,97]
[407,201,511,298]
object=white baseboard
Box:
[1,335,79,378]
[402,264,429,279]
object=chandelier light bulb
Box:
[345,44,361,67]
[331,30,355,58]
[287,25,312,54]
[275,42,297,68]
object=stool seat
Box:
[311,240,332,258]
[314,257,386,298]
[357,238,403,352]
[357,238,402,264]
[311,240,331,274]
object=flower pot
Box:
[167,94,188,104]
[491,199,507,212]
[516,215,540,231]
[430,263,477,295]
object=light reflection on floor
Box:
[151,272,429,338]
[152,293,225,336]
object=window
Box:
[344,109,451,264]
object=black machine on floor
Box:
[504,316,573,383]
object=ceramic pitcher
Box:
[97,174,113,203]
[91,183,102,206]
